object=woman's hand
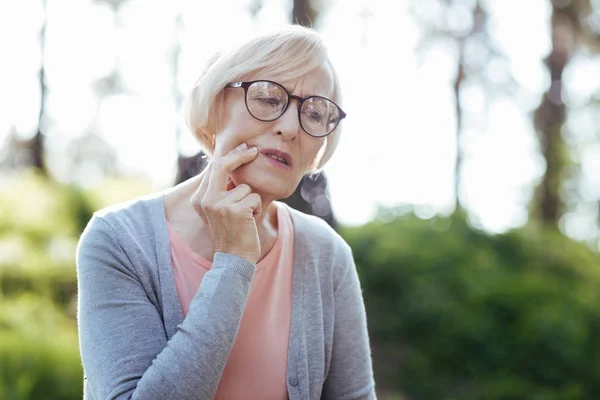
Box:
[191,143,262,264]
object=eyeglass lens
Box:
[245,81,340,137]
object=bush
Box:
[343,211,600,400]
[5,170,600,399]
[0,170,152,399]
[0,171,151,311]
[0,295,82,400]
[0,267,77,314]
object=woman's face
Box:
[213,61,335,200]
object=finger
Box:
[197,162,213,196]
[208,144,259,193]
[253,196,263,217]
[220,184,252,204]
[234,193,262,217]
[226,176,235,191]
[191,162,213,217]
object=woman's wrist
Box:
[212,252,257,280]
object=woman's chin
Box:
[230,169,296,201]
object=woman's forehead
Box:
[254,62,335,98]
[285,67,334,98]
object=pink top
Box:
[167,203,294,400]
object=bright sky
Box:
[1,0,599,238]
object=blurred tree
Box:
[96,0,129,12]
[343,210,600,399]
[412,0,517,215]
[170,11,197,185]
[449,1,485,215]
[0,127,44,171]
[32,0,48,175]
[532,0,600,227]
[1,0,50,174]
[57,69,127,185]
[292,0,318,27]
[69,0,131,185]
[66,130,120,185]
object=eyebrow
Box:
[274,80,333,100]
[291,86,334,100]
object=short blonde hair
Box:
[184,25,343,172]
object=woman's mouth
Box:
[266,153,288,164]
[259,148,292,169]
[260,152,291,169]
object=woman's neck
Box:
[164,171,279,263]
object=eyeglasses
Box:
[225,80,346,138]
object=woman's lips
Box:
[259,152,291,169]
[258,148,292,169]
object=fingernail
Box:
[236,143,247,151]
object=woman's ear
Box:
[211,92,226,136]
[306,150,325,174]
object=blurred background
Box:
[1,0,600,398]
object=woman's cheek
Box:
[214,131,241,158]
[303,142,326,172]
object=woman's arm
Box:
[321,243,377,400]
[78,144,262,399]
[77,216,255,400]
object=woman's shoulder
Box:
[279,203,357,294]
[279,202,353,261]
[93,192,162,227]
[80,192,165,252]
[94,191,161,220]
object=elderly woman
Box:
[77,25,376,400]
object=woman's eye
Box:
[309,112,323,122]
[257,97,281,106]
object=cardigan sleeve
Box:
[76,215,255,400]
[321,242,377,400]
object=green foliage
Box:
[0,295,83,400]
[3,170,600,400]
[0,267,77,313]
[0,171,151,310]
[0,170,152,399]
[342,211,600,400]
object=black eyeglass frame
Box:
[225,80,347,138]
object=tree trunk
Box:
[32,0,48,175]
[532,8,575,226]
[175,153,208,185]
[452,0,487,215]
[452,47,465,214]
[292,0,318,27]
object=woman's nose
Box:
[275,103,300,140]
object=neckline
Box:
[165,202,286,270]
[150,191,305,386]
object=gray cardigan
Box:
[76,193,376,400]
